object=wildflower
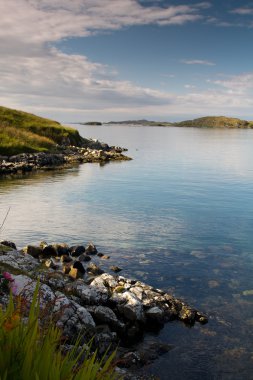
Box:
[3,312,20,331]
[3,272,13,282]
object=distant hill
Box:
[176,116,253,128]
[0,106,84,155]
[106,116,253,129]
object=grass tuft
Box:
[0,281,119,380]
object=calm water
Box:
[1,125,253,379]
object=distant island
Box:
[105,116,253,129]
[80,121,102,126]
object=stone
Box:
[101,255,110,260]
[145,307,165,324]
[60,254,73,263]
[86,305,125,332]
[110,266,122,273]
[115,291,145,322]
[78,253,91,262]
[74,281,109,305]
[42,244,57,256]
[68,267,79,280]
[179,305,196,324]
[73,261,86,274]
[0,240,17,250]
[70,245,85,257]
[85,242,97,255]
[87,263,104,276]
[23,245,43,258]
[45,258,60,270]
[53,243,69,256]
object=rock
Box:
[101,255,110,260]
[85,242,97,255]
[0,249,40,272]
[45,258,60,270]
[62,264,72,274]
[68,268,79,280]
[53,243,69,256]
[114,291,145,322]
[145,307,165,324]
[78,253,91,262]
[24,245,43,258]
[42,244,57,256]
[179,305,196,324]
[0,240,17,250]
[73,261,86,274]
[110,266,122,273]
[39,241,48,249]
[72,281,109,305]
[60,254,73,263]
[86,305,125,332]
[93,273,118,288]
[87,263,104,276]
[0,244,14,253]
[70,245,85,257]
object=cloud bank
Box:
[0,0,252,121]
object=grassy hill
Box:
[176,116,253,128]
[0,106,84,155]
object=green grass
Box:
[0,106,84,155]
[0,282,119,380]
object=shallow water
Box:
[1,125,253,379]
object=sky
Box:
[1,0,253,122]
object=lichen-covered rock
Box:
[69,280,109,305]
[0,249,39,272]
[0,240,16,250]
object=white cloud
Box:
[184,84,196,89]
[0,0,208,44]
[181,59,216,66]
[212,73,253,95]
[231,7,253,15]
[0,0,252,121]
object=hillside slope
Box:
[0,106,84,155]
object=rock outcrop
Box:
[0,241,208,371]
[0,142,131,176]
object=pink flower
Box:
[3,272,13,281]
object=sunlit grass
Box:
[0,106,84,155]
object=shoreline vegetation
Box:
[79,116,253,129]
[0,240,208,378]
[0,106,131,176]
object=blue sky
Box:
[1,0,253,121]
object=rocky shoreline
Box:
[0,139,131,176]
[0,240,208,377]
